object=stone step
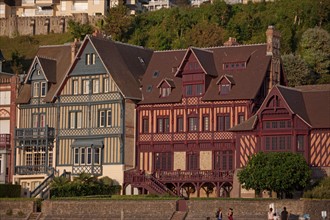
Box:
[171,211,187,220]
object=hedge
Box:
[0,184,21,198]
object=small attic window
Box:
[160,87,171,97]
[223,62,246,70]
[220,84,231,95]
[153,71,159,78]
[138,57,145,65]
[146,85,153,93]
[37,70,41,75]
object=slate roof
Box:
[230,84,330,131]
[140,44,272,104]
[17,44,72,104]
[88,36,153,100]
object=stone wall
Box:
[0,14,102,37]
[41,200,178,220]
[186,199,330,219]
[0,200,34,219]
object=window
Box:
[32,113,46,128]
[217,115,230,131]
[220,84,230,95]
[263,120,292,129]
[33,82,40,97]
[196,84,203,95]
[94,148,100,164]
[187,152,199,170]
[214,150,233,170]
[177,117,183,132]
[161,87,171,97]
[74,148,79,164]
[104,78,109,93]
[41,82,47,97]
[297,135,304,151]
[157,118,170,133]
[203,116,209,131]
[238,114,245,124]
[85,53,96,65]
[87,147,92,165]
[142,118,149,133]
[69,111,82,129]
[154,152,172,171]
[188,117,198,132]
[74,147,101,166]
[99,109,112,127]
[265,136,292,151]
[73,80,79,95]
[92,79,100,94]
[83,80,90,94]
[186,85,192,96]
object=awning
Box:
[71,139,104,148]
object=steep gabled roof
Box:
[38,57,56,83]
[88,36,153,100]
[140,44,272,104]
[17,44,72,104]
[157,78,175,88]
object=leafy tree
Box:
[238,152,311,198]
[303,176,330,199]
[10,50,25,75]
[299,27,330,84]
[281,53,313,86]
[102,0,133,41]
[67,20,94,40]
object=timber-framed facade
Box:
[123,26,285,198]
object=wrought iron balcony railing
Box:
[15,126,55,140]
[15,165,54,175]
[0,134,10,149]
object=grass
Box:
[0,32,72,73]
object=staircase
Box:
[171,211,187,220]
[126,170,179,196]
[26,212,41,220]
[30,169,55,198]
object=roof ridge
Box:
[89,35,148,50]
[37,56,57,61]
[39,44,71,48]
[277,84,302,92]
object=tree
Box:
[102,0,133,41]
[10,50,25,75]
[67,20,94,40]
[281,53,313,86]
[238,152,311,198]
[299,27,330,84]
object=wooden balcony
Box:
[15,126,55,142]
[125,169,234,185]
[15,165,54,175]
[0,134,10,149]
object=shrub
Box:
[303,177,330,199]
[0,184,21,198]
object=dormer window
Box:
[161,87,171,97]
[220,84,230,95]
[157,78,175,98]
[217,75,235,95]
[33,81,47,97]
[41,82,47,97]
[33,82,40,97]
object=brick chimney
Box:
[71,38,79,63]
[266,25,281,56]
[266,26,282,91]
[224,37,239,46]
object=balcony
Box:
[15,165,54,175]
[0,134,10,149]
[15,126,55,140]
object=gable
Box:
[70,41,107,76]
[29,62,46,81]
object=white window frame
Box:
[83,80,90,94]
[33,82,40,97]
[73,80,79,95]
[107,110,112,127]
[93,79,100,94]
[104,78,109,93]
[41,82,47,97]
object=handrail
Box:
[30,168,55,198]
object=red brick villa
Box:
[123,26,292,198]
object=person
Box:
[227,208,233,220]
[215,207,223,220]
[281,207,289,220]
[268,208,274,220]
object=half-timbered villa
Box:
[123,26,285,197]
[14,44,74,195]
[230,84,330,196]
[54,35,153,188]
[0,50,18,184]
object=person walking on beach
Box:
[268,208,274,220]
[281,207,289,220]
[227,208,233,220]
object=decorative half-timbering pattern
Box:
[310,131,330,167]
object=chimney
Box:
[224,37,239,46]
[92,29,104,38]
[266,25,281,56]
[71,38,79,63]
